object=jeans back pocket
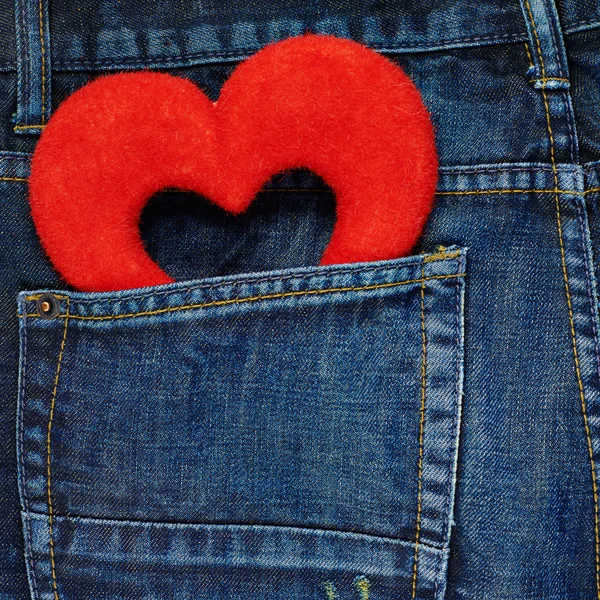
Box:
[17,247,466,600]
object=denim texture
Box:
[18,252,466,599]
[1,0,600,599]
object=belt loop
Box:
[13,0,52,135]
[519,0,570,90]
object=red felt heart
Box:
[29,34,437,292]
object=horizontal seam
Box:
[22,273,464,320]
[45,31,527,69]
[0,180,589,195]
[533,77,570,82]
[436,188,585,196]
[22,253,463,305]
[25,508,448,550]
[0,153,30,161]
[0,160,578,173]
[14,124,45,130]
[564,18,600,34]
[0,30,529,73]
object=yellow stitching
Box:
[523,0,547,79]
[354,576,370,599]
[524,41,534,69]
[535,77,570,82]
[411,262,428,598]
[13,124,45,130]
[0,177,28,182]
[548,99,600,596]
[424,250,463,262]
[46,298,69,600]
[23,273,464,320]
[526,0,600,594]
[323,581,337,599]
[586,188,600,195]
[38,0,46,124]
[436,188,582,196]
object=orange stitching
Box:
[525,1,600,595]
[411,262,428,598]
[46,298,69,600]
[536,77,570,82]
[38,0,46,124]
[524,41,534,69]
[523,0,547,79]
[23,273,464,320]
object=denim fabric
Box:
[18,252,466,599]
[1,0,600,599]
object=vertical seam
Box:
[525,2,600,596]
[37,0,46,123]
[19,0,30,127]
[562,91,576,164]
[543,1,577,164]
[19,309,40,599]
[523,0,546,74]
[434,260,465,600]
[574,201,600,417]
[411,261,428,599]
[524,41,534,69]
[46,298,69,600]
[544,4,565,79]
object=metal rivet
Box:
[37,293,60,319]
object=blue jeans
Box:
[1,0,600,598]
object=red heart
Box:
[29,34,437,292]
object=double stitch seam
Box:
[23,255,462,307]
[19,0,29,128]
[18,310,40,599]
[46,298,69,600]
[51,32,526,69]
[542,6,577,163]
[436,188,583,196]
[574,201,600,415]
[25,273,465,321]
[524,0,600,596]
[433,263,464,599]
[411,261,428,598]
[37,0,46,124]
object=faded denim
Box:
[1,0,600,599]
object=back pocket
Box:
[17,247,466,600]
